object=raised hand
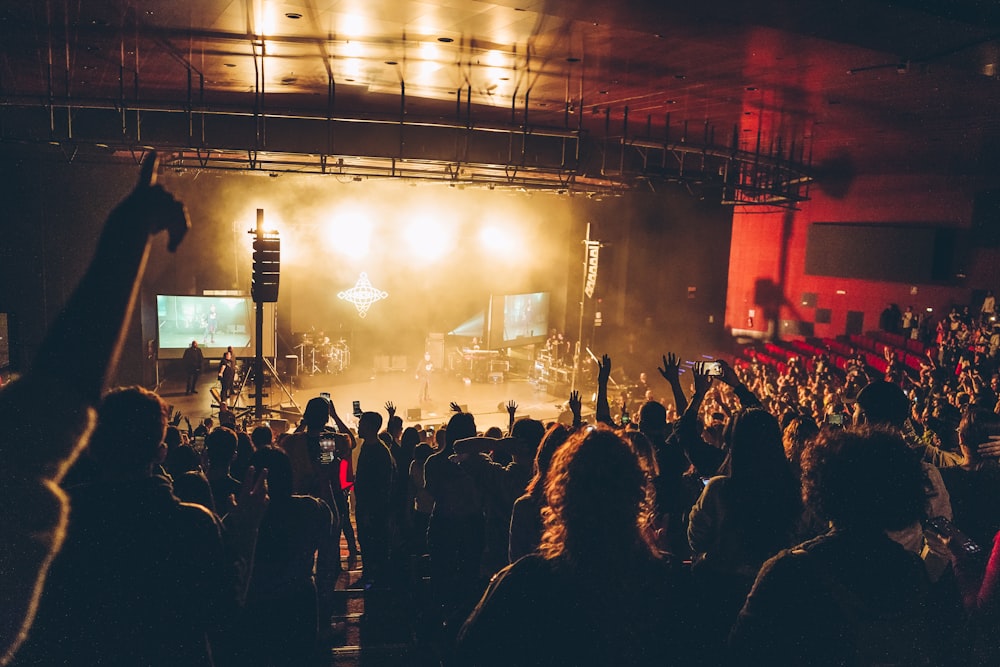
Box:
[658,353,681,384]
[568,390,582,417]
[450,401,463,413]
[117,151,190,252]
[692,361,714,396]
[597,354,612,384]
[717,359,740,387]
[506,400,518,417]
[385,401,396,418]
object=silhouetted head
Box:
[855,380,910,429]
[803,426,925,531]
[250,446,292,499]
[303,396,331,430]
[359,411,383,440]
[89,386,168,476]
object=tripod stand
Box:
[233,356,301,422]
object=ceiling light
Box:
[745,86,758,91]
[224,63,236,68]
[438,37,454,43]
[566,57,580,63]
[385,60,397,65]
[285,12,302,19]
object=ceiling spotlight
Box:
[285,12,302,19]
[566,56,581,63]
[438,37,454,43]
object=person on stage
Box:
[218,350,236,406]
[417,352,433,402]
[182,340,204,395]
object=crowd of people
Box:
[6,154,1000,667]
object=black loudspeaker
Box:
[972,190,1000,248]
[252,236,280,303]
[284,355,298,377]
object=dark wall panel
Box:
[805,222,959,284]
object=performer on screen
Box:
[416,352,433,402]
[202,304,218,344]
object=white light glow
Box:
[420,42,440,62]
[323,210,372,258]
[479,225,518,253]
[342,40,364,58]
[404,216,453,261]
[340,14,367,38]
[343,58,363,79]
[484,50,505,67]
[257,2,279,36]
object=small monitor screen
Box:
[502,292,549,344]
[156,295,254,359]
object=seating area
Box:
[739,331,932,380]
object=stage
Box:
[156,360,588,434]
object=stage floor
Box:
[157,364,585,433]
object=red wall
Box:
[725,174,998,340]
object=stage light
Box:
[257,6,277,36]
[342,41,364,58]
[484,50,505,68]
[324,210,372,258]
[405,216,452,261]
[340,14,367,38]
[479,224,518,254]
[343,58,363,79]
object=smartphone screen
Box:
[352,400,362,417]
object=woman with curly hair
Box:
[456,426,693,666]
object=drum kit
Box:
[295,334,350,375]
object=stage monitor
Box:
[155,295,255,360]
[501,292,549,345]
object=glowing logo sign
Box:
[338,272,388,318]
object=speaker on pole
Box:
[252,217,280,303]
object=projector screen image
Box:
[156,295,254,359]
[502,292,549,344]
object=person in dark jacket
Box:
[13,386,267,666]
